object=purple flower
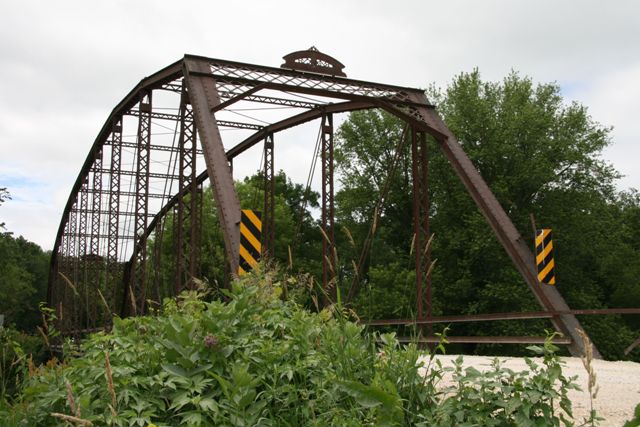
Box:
[204,333,219,349]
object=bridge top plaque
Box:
[281,46,346,77]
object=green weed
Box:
[2,269,596,426]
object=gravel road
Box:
[418,355,640,426]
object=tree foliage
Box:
[335,70,640,360]
[0,189,49,332]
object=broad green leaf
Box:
[161,363,188,378]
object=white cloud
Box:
[1,0,638,250]
[576,63,640,190]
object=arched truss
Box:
[48,52,595,357]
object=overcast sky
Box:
[1,0,638,251]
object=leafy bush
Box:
[429,349,578,426]
[0,326,46,401]
[3,270,584,426]
[624,403,640,427]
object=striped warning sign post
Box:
[239,210,262,275]
[535,228,556,285]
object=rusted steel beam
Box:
[187,54,425,104]
[411,129,431,333]
[395,336,573,345]
[72,209,155,217]
[263,133,275,258]
[85,189,171,199]
[214,83,267,112]
[175,87,199,293]
[167,83,323,108]
[106,120,122,316]
[569,308,640,316]
[64,233,136,240]
[321,113,336,303]
[74,176,89,330]
[64,200,78,331]
[93,169,182,180]
[367,308,640,326]
[89,149,103,261]
[77,177,89,262]
[191,184,203,283]
[625,337,640,355]
[175,93,188,293]
[218,90,321,109]
[88,147,104,327]
[184,57,241,276]
[129,91,152,316]
[106,141,204,155]
[127,109,264,130]
[150,219,165,304]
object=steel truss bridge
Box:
[48,48,634,358]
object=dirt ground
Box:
[418,354,640,426]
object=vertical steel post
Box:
[190,183,202,283]
[107,120,122,316]
[131,91,152,315]
[321,113,336,302]
[49,249,60,326]
[411,129,431,336]
[77,175,89,329]
[176,86,198,292]
[151,222,164,304]
[77,177,89,271]
[89,147,103,327]
[51,231,64,330]
[263,133,275,258]
[62,210,76,332]
[187,104,199,288]
[175,94,187,293]
[171,205,179,297]
[51,246,62,330]
[67,201,77,332]
[90,150,103,258]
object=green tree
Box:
[335,70,640,360]
[334,111,416,316]
[0,189,50,331]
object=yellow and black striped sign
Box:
[535,228,556,285]
[239,210,261,275]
